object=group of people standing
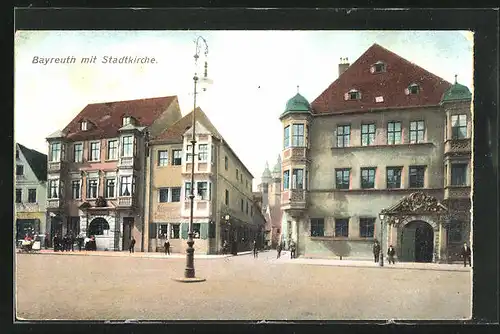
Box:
[275,240,296,259]
[372,240,396,264]
[52,232,96,252]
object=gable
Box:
[16,144,47,182]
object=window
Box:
[335,168,350,189]
[292,169,304,189]
[386,167,402,189]
[448,220,462,243]
[359,218,375,238]
[246,201,249,214]
[28,189,37,203]
[170,224,180,239]
[15,189,22,203]
[81,121,87,131]
[158,224,168,237]
[16,149,19,159]
[48,179,59,199]
[89,142,100,161]
[224,156,228,170]
[186,145,193,162]
[283,126,290,148]
[361,124,376,146]
[240,199,244,212]
[159,188,169,203]
[251,206,253,217]
[71,180,81,199]
[236,169,239,180]
[171,187,181,202]
[372,61,386,73]
[158,150,168,166]
[197,182,209,200]
[122,136,133,157]
[87,179,98,199]
[225,189,229,205]
[105,179,115,198]
[50,142,61,162]
[410,121,425,143]
[361,168,376,189]
[120,176,132,196]
[16,165,24,176]
[347,90,361,100]
[240,174,243,183]
[209,221,216,238]
[451,164,468,186]
[451,115,467,139]
[122,116,131,126]
[211,145,215,164]
[337,125,350,147]
[409,166,425,188]
[73,143,83,162]
[193,223,201,239]
[107,140,118,160]
[185,182,191,199]
[305,170,309,190]
[283,170,290,190]
[292,124,305,147]
[335,218,349,237]
[172,150,182,165]
[407,83,420,95]
[310,218,325,237]
[198,144,208,161]
[387,121,402,145]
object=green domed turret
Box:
[441,75,472,103]
[261,161,272,183]
[280,91,312,119]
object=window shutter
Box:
[200,223,208,240]
[344,92,349,101]
[181,223,188,239]
[404,88,410,95]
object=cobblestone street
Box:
[15,251,471,321]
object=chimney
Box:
[338,57,350,77]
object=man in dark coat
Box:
[387,245,396,264]
[461,242,472,267]
[290,241,296,259]
[276,243,282,259]
[252,240,258,258]
[164,239,170,255]
[373,240,381,263]
[129,236,136,253]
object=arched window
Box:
[370,61,386,73]
[344,89,361,101]
[405,83,420,95]
[88,218,110,236]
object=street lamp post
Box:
[378,213,385,267]
[175,36,212,283]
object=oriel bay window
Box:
[291,124,305,147]
[310,218,325,237]
[120,176,132,196]
[73,143,83,162]
[283,170,290,190]
[197,182,209,200]
[121,136,133,157]
[361,168,376,189]
[409,166,425,188]
[451,163,468,186]
[107,140,118,160]
[105,178,115,198]
[158,150,168,166]
[337,125,350,147]
[359,218,375,238]
[198,144,208,161]
[89,142,100,161]
[361,124,376,146]
[387,121,402,145]
[386,167,402,189]
[71,180,81,199]
[410,120,425,143]
[451,115,467,139]
[283,126,290,148]
[335,218,349,237]
[292,168,304,189]
[48,179,60,198]
[50,142,61,162]
[87,179,99,199]
[335,168,350,189]
[185,182,192,199]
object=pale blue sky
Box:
[14,30,473,190]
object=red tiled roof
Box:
[311,44,452,114]
[63,96,178,141]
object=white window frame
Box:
[198,144,208,162]
[158,188,169,203]
[89,141,101,162]
[107,139,119,160]
[120,175,133,197]
[123,116,131,126]
[71,179,81,200]
[87,178,99,199]
[81,121,88,131]
[50,142,61,162]
[48,179,60,199]
[121,136,134,158]
[105,178,116,198]
[73,143,83,163]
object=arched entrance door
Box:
[88,217,110,236]
[400,220,434,262]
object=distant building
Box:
[279,44,472,262]
[257,156,282,248]
[15,144,48,241]
[45,96,182,251]
[144,108,263,254]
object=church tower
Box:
[258,161,272,210]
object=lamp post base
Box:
[172,277,206,283]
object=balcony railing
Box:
[117,196,135,207]
[118,156,134,168]
[281,189,307,210]
[444,139,471,155]
[48,161,63,172]
[444,186,471,200]
[283,147,308,161]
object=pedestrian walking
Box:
[276,243,282,259]
[129,236,136,253]
[290,240,296,259]
[69,231,75,251]
[461,242,472,267]
[164,239,171,255]
[373,240,381,263]
[387,245,396,264]
[252,240,258,258]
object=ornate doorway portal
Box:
[401,220,434,262]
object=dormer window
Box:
[81,121,88,131]
[344,89,361,101]
[405,83,420,95]
[123,116,131,126]
[370,61,386,73]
